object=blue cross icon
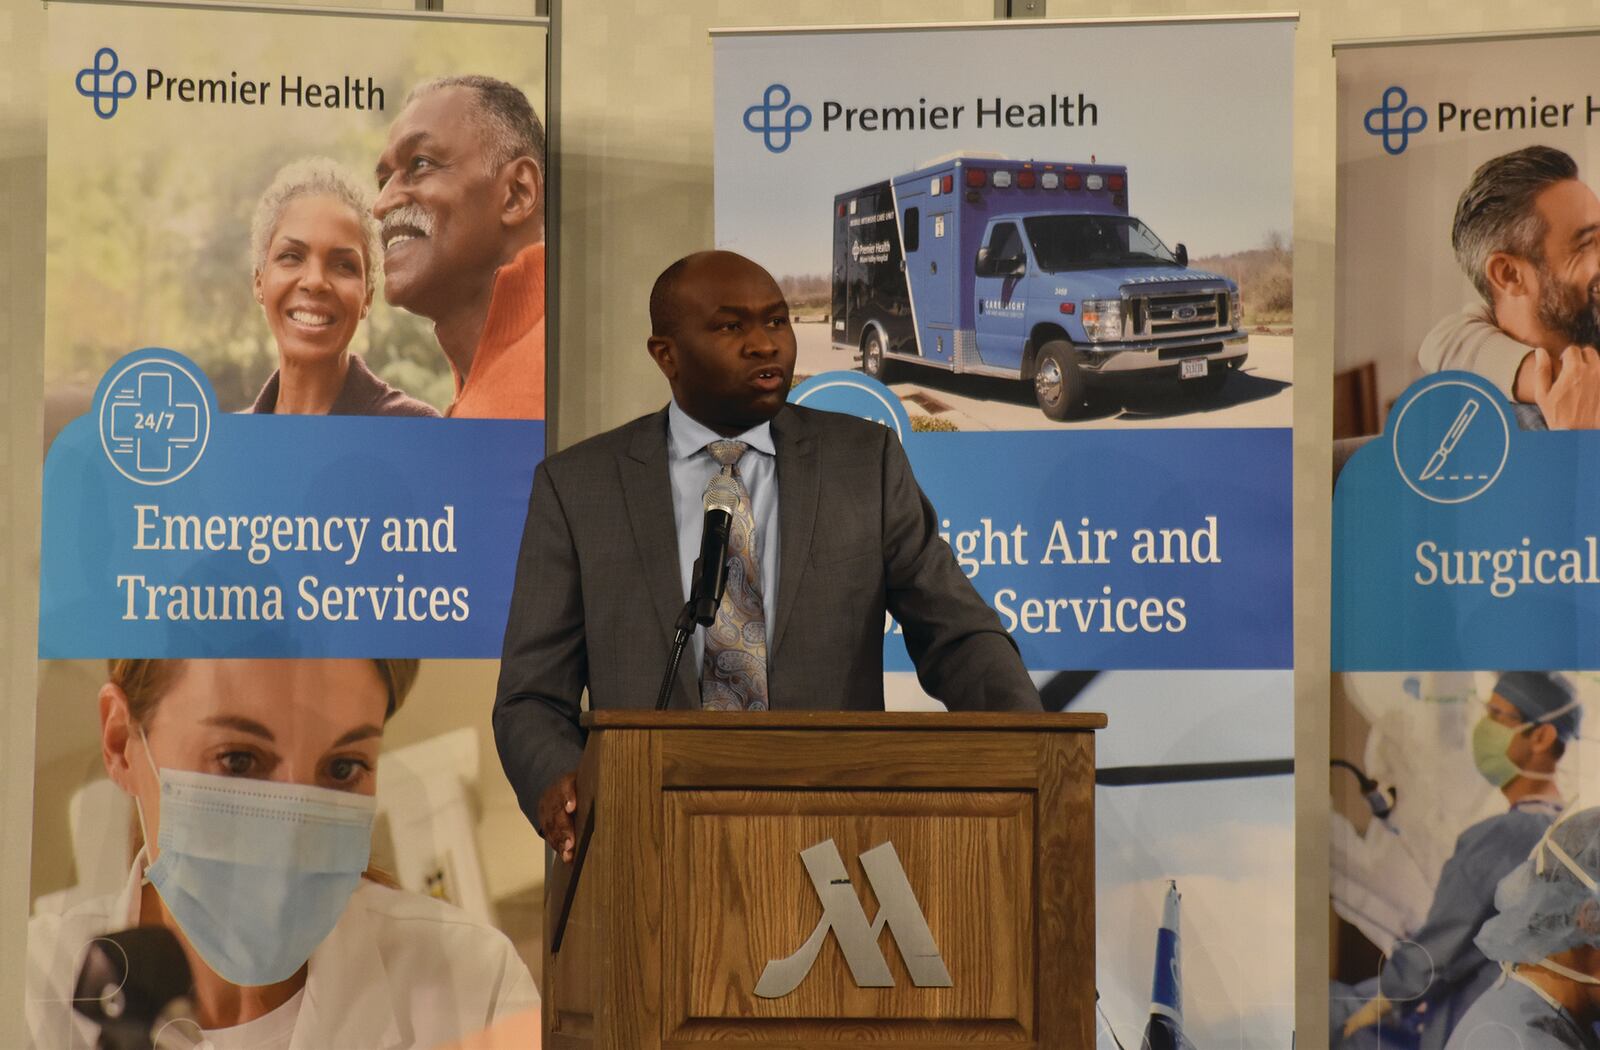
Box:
[1364,86,1428,156]
[76,47,137,121]
[98,357,210,485]
[744,84,812,154]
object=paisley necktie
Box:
[700,440,769,710]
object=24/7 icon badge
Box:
[97,350,213,486]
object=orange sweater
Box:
[448,241,546,420]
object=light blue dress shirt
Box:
[667,400,780,675]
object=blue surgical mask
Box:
[135,728,375,987]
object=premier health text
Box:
[144,67,385,110]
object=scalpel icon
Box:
[1419,399,1479,481]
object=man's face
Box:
[372,87,504,318]
[650,254,798,435]
[1531,179,1600,348]
[1486,693,1554,769]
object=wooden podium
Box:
[542,710,1105,1049]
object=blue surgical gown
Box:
[1379,801,1562,1050]
[1443,976,1600,1050]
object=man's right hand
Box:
[538,772,579,863]
[1528,345,1600,429]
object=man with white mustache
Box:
[1419,145,1600,430]
[374,75,545,419]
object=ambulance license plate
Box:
[1180,358,1209,380]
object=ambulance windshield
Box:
[1024,215,1180,272]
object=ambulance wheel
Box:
[1034,342,1086,420]
[861,330,895,382]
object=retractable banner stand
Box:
[715,18,1295,1049]
[29,4,547,1046]
[1333,32,1600,1050]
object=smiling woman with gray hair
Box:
[248,157,437,417]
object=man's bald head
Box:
[649,251,778,338]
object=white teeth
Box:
[288,309,332,325]
[385,233,418,250]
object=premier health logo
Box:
[77,47,137,120]
[1364,85,1428,156]
[744,83,812,154]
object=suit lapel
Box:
[770,406,818,662]
[620,408,699,707]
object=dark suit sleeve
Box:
[879,428,1042,711]
[493,460,588,833]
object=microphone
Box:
[656,471,740,710]
[690,472,739,626]
[72,926,201,1050]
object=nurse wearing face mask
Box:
[25,659,538,1049]
[1446,806,1600,1049]
[1343,672,1581,1050]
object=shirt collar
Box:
[1515,786,1565,807]
[667,399,776,462]
[115,848,151,927]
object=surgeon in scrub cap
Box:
[1445,805,1600,1049]
[1344,672,1581,1050]
[1493,672,1585,750]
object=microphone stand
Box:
[657,479,736,711]
[655,598,700,711]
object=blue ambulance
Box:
[831,154,1247,419]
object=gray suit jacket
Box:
[492,403,1041,826]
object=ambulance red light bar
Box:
[837,203,846,217]
[1108,173,1126,191]
[942,174,953,193]
[1017,171,1036,189]
[1064,173,1083,190]
[964,169,987,188]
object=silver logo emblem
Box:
[1176,305,1198,321]
[754,839,952,998]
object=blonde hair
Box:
[249,157,382,295]
[108,658,419,722]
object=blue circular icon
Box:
[1391,378,1509,504]
[98,354,211,485]
[791,372,911,441]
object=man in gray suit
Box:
[493,251,1041,859]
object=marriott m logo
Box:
[754,839,952,998]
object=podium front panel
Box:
[662,790,1033,1043]
[544,716,1099,1050]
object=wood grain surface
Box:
[584,710,1107,732]
[662,790,1033,1042]
[543,719,1099,1048]
[1037,733,1096,1048]
[601,729,664,1049]
[661,730,1042,789]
